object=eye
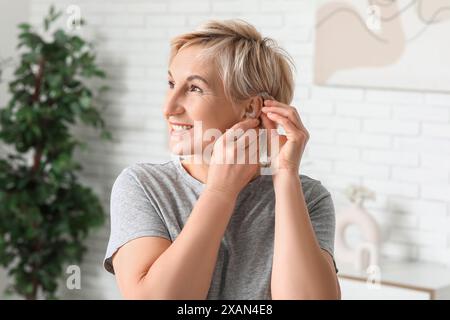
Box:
[189,84,203,93]
[168,80,174,89]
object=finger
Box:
[260,112,277,131]
[263,99,289,108]
[261,106,301,129]
[225,118,259,142]
[232,118,260,131]
[263,100,306,130]
[225,124,259,147]
[233,129,260,164]
[225,127,245,143]
[236,128,260,145]
[245,133,260,164]
[266,112,301,136]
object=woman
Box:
[103,19,340,300]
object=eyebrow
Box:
[168,70,210,86]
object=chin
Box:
[169,140,195,155]
[169,141,213,162]
[169,143,187,155]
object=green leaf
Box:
[93,69,106,78]
[18,23,31,31]
[70,36,85,51]
[54,30,67,44]
[79,94,91,109]
[100,130,112,141]
[48,74,62,88]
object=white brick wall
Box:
[1,0,447,298]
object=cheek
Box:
[188,107,220,129]
[188,98,237,130]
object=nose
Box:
[163,89,185,119]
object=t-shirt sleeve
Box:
[306,180,339,274]
[103,166,171,275]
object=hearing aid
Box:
[258,91,274,102]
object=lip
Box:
[169,122,194,136]
[169,121,193,127]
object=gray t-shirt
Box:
[103,156,337,299]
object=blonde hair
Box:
[169,19,296,105]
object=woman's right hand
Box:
[205,118,261,199]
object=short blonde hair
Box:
[169,19,295,105]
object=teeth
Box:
[172,124,193,131]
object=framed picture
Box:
[314,0,450,93]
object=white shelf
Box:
[337,259,450,300]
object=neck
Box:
[180,158,261,185]
[180,159,210,184]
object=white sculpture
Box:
[336,185,381,272]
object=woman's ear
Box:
[243,96,264,120]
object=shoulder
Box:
[299,174,331,197]
[299,174,334,212]
[122,160,175,178]
[114,160,176,188]
[110,160,178,212]
[118,161,175,180]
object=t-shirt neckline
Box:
[171,154,265,192]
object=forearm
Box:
[271,171,338,299]
[141,189,236,299]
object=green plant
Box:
[0,6,111,299]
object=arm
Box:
[113,189,236,299]
[271,172,340,299]
[259,99,340,300]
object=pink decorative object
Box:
[336,185,381,271]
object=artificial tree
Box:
[0,6,111,299]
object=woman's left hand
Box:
[260,99,309,174]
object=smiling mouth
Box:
[172,124,193,131]
[170,124,194,135]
